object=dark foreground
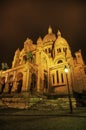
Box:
[0,108,86,130]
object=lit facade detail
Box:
[0,26,86,95]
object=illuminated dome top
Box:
[43,26,56,43]
[55,30,69,47]
[37,36,42,44]
[57,30,61,37]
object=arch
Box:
[23,55,27,63]
[0,77,5,94]
[30,73,37,94]
[63,47,67,52]
[57,60,63,64]
[8,75,13,94]
[54,55,65,64]
[44,74,48,89]
[57,48,61,53]
[17,72,23,80]
[16,72,23,93]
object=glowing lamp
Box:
[64,66,68,73]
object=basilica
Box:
[0,26,86,95]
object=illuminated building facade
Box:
[0,26,86,95]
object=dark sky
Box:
[0,0,86,68]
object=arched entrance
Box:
[16,72,23,93]
[0,77,5,94]
[30,73,37,94]
[44,74,48,93]
[8,75,13,94]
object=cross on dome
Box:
[57,30,61,37]
[48,26,52,34]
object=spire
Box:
[37,36,42,44]
[57,30,61,37]
[48,26,52,34]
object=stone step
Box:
[0,96,43,109]
[0,99,8,108]
[29,98,76,110]
[0,93,76,110]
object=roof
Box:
[43,26,56,43]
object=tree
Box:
[1,62,9,70]
[26,51,34,63]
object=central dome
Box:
[43,26,56,43]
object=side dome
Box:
[43,26,56,43]
[55,30,69,47]
[37,36,43,45]
[54,30,72,59]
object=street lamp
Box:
[64,66,73,114]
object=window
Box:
[48,48,51,53]
[63,48,67,54]
[57,49,59,52]
[44,74,48,89]
[61,73,64,83]
[59,48,61,52]
[45,49,47,53]
[84,67,86,74]
[52,74,55,84]
[57,48,61,53]
[77,55,80,58]
[57,60,63,64]
[56,71,59,83]
[23,55,27,62]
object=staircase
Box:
[0,92,44,109]
[29,98,76,110]
[0,92,76,110]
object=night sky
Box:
[0,0,86,68]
